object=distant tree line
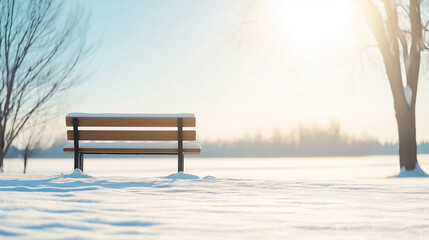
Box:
[5,122,429,158]
[201,122,429,157]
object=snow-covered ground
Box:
[1,155,429,239]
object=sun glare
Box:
[274,0,354,53]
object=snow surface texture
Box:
[66,113,195,118]
[394,163,428,178]
[1,157,429,239]
[61,169,92,179]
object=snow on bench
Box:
[63,113,201,172]
[66,113,196,118]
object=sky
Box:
[52,0,429,144]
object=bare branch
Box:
[0,0,92,171]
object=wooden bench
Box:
[63,113,201,172]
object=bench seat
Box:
[63,141,201,154]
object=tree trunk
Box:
[395,101,418,170]
[0,153,3,173]
[23,150,28,174]
[0,134,4,172]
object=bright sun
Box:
[273,0,354,52]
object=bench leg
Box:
[177,117,184,172]
[74,152,79,170]
[78,153,84,172]
[178,152,184,172]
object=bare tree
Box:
[20,130,41,174]
[358,0,428,170]
[0,0,90,172]
[17,110,50,174]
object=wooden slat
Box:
[67,130,196,141]
[66,117,195,127]
[63,148,201,155]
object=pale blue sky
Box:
[55,0,429,143]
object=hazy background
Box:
[28,0,429,155]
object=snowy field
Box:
[1,155,429,239]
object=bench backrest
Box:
[66,113,197,142]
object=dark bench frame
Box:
[66,116,199,172]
